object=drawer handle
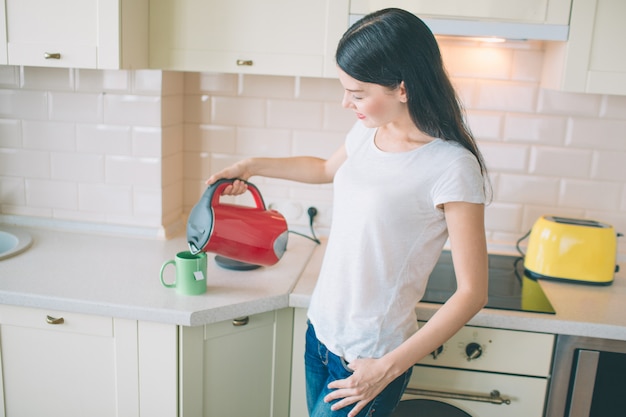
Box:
[404,387,511,405]
[232,316,249,326]
[44,52,61,60]
[46,315,65,325]
[236,59,253,66]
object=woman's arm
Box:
[206,145,347,194]
[325,201,488,416]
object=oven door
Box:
[398,365,549,417]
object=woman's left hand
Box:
[324,357,393,417]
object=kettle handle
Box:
[206,178,267,210]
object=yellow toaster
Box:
[524,215,619,285]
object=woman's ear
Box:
[398,81,408,103]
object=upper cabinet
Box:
[149,0,350,78]
[542,0,626,95]
[350,0,571,24]
[0,1,6,65]
[3,0,148,69]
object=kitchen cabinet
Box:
[350,0,572,24]
[3,0,148,69]
[290,308,309,417]
[149,0,349,77]
[179,308,294,417]
[542,0,626,95]
[0,305,177,417]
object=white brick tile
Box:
[49,91,102,123]
[236,127,291,156]
[298,77,342,101]
[211,96,266,127]
[511,49,543,82]
[103,94,162,126]
[473,80,537,112]
[162,71,185,96]
[183,151,212,181]
[567,117,626,151]
[53,208,107,223]
[76,69,130,92]
[442,45,512,80]
[132,70,163,94]
[132,127,163,157]
[162,95,184,126]
[560,179,621,210]
[162,125,184,156]
[105,155,161,187]
[26,179,77,209]
[323,102,355,131]
[529,147,592,178]
[0,148,50,178]
[51,152,104,182]
[293,131,345,159]
[522,206,584,233]
[162,182,184,217]
[133,187,163,215]
[22,67,73,91]
[185,72,238,95]
[241,74,295,98]
[0,119,21,148]
[267,99,323,129]
[600,95,626,119]
[2,205,51,218]
[503,113,567,145]
[0,66,19,87]
[481,143,528,172]
[76,124,132,155]
[0,177,26,205]
[184,125,236,153]
[497,174,559,205]
[78,183,132,214]
[450,78,477,109]
[591,151,626,181]
[466,111,503,141]
[538,89,601,116]
[0,90,48,120]
[162,152,183,187]
[22,120,75,151]
[184,94,212,124]
[484,202,523,232]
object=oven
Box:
[392,251,556,417]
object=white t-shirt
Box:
[307,121,486,362]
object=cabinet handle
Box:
[236,59,253,66]
[46,315,64,325]
[44,52,61,60]
[404,387,511,405]
[232,316,249,326]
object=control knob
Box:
[465,342,483,361]
[430,345,444,359]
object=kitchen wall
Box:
[1,38,625,253]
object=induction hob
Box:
[422,251,556,314]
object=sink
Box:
[0,227,33,260]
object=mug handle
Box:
[160,260,177,288]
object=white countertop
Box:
[0,225,318,326]
[2,224,625,340]
[291,241,626,342]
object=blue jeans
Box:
[305,322,412,417]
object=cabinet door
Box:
[4,0,148,69]
[0,0,7,65]
[149,0,349,77]
[0,305,139,417]
[350,0,571,24]
[180,309,294,417]
[543,0,626,95]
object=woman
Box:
[207,8,490,417]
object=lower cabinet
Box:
[179,308,294,417]
[0,305,177,417]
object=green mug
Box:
[160,251,207,295]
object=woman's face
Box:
[337,68,407,128]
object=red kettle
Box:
[187,179,289,266]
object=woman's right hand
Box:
[205,160,251,196]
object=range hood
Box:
[349,14,569,41]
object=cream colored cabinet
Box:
[290,308,309,417]
[350,0,571,24]
[0,305,177,417]
[149,0,349,77]
[542,0,626,95]
[179,309,294,417]
[4,0,148,69]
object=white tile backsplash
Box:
[1,39,625,252]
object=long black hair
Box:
[336,8,490,186]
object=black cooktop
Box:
[422,251,556,314]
